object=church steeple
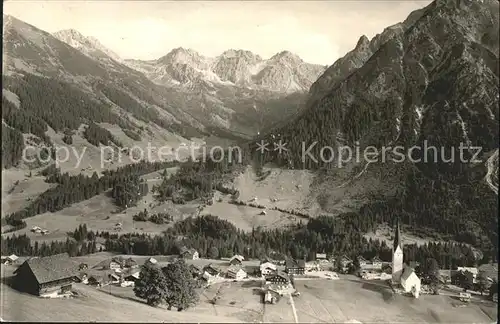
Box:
[393,218,402,251]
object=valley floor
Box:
[1,259,496,323]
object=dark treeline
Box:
[102,215,480,269]
[2,96,51,144]
[1,233,99,257]
[1,215,483,270]
[153,152,249,202]
[2,74,125,132]
[1,124,25,169]
[4,161,178,227]
[111,176,149,208]
[83,122,122,147]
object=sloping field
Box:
[0,280,241,322]
[1,168,54,218]
[233,166,321,215]
[291,279,497,323]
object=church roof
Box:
[393,219,402,251]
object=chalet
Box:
[266,272,290,285]
[145,257,158,265]
[371,256,383,269]
[260,261,277,276]
[1,254,19,265]
[357,256,368,267]
[316,253,327,260]
[179,247,199,260]
[203,264,221,278]
[13,253,78,297]
[226,265,247,280]
[123,271,140,283]
[285,259,305,275]
[400,266,421,298]
[458,267,479,283]
[305,261,320,271]
[108,259,122,270]
[78,263,88,271]
[229,255,245,265]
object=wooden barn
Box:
[13,253,78,297]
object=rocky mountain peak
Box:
[355,35,370,51]
[53,29,121,61]
[270,50,303,65]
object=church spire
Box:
[393,218,402,251]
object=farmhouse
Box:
[145,257,158,265]
[13,253,78,297]
[400,266,421,298]
[357,256,368,267]
[226,265,247,280]
[179,247,199,260]
[123,271,140,283]
[202,264,221,279]
[1,254,19,265]
[305,261,320,271]
[107,259,122,270]
[457,267,479,283]
[371,256,383,269]
[315,253,327,260]
[285,259,305,275]
[78,263,88,270]
[229,254,245,265]
[260,261,277,276]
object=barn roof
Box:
[18,253,78,285]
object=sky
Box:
[4,0,431,65]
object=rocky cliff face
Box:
[254,0,499,251]
[124,48,326,93]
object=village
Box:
[1,223,498,323]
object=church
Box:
[392,220,421,298]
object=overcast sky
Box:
[4,0,431,65]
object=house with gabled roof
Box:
[315,253,327,260]
[260,261,277,276]
[1,254,19,265]
[145,257,158,265]
[13,253,78,297]
[179,247,199,260]
[229,254,245,265]
[371,256,383,269]
[357,256,368,267]
[285,259,305,275]
[226,265,246,280]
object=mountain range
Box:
[2,15,325,142]
[253,0,499,251]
